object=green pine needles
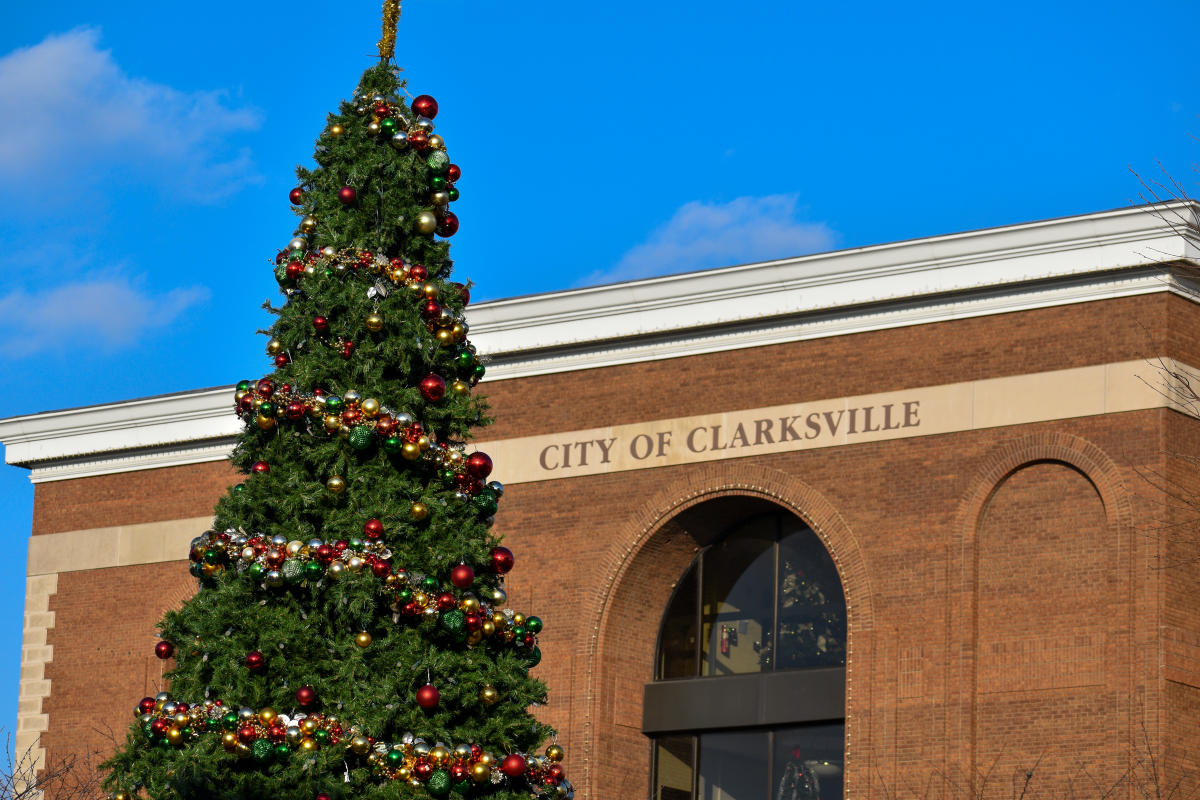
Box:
[101,63,571,800]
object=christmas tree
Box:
[102,7,571,800]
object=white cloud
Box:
[587,194,836,285]
[0,278,209,357]
[0,27,261,203]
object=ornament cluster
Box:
[185,530,538,657]
[270,246,481,358]
[129,693,572,800]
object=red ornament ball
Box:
[296,685,316,706]
[409,264,428,282]
[436,591,456,611]
[251,461,270,474]
[450,563,475,589]
[316,794,330,800]
[257,378,275,396]
[337,186,357,205]
[416,683,440,709]
[285,261,303,280]
[466,452,493,479]
[245,651,266,671]
[363,518,384,539]
[490,546,515,574]
[413,760,433,780]
[154,641,174,660]
[436,211,459,237]
[289,187,304,204]
[138,696,156,715]
[500,754,527,778]
[422,300,442,320]
[419,374,446,402]
[447,164,461,182]
[274,354,290,368]
[285,401,305,420]
[412,94,438,119]
[408,131,429,151]
[313,315,329,333]
[237,724,258,743]
[371,559,391,578]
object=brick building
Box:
[4,202,1200,799]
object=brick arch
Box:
[946,431,1136,782]
[575,461,874,799]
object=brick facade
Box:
[18,286,1200,799]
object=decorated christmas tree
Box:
[102,6,571,800]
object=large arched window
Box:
[646,510,846,800]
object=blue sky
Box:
[0,0,1197,744]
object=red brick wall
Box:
[29,292,1200,799]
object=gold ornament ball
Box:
[361,398,380,417]
[288,236,307,252]
[114,793,129,800]
[322,245,337,258]
[401,442,421,461]
[173,712,189,726]
[300,718,318,734]
[354,631,373,648]
[455,743,473,759]
[467,630,483,645]
[329,124,344,136]
[397,766,412,780]
[417,435,431,451]
[347,556,364,572]
[478,752,494,767]
[324,414,341,432]
[450,379,470,396]
[429,745,450,766]
[260,707,277,724]
[546,744,565,762]
[415,210,438,234]
[350,735,371,755]
[287,540,303,555]
[328,561,346,579]
[222,732,238,751]
[166,727,183,745]
[300,738,318,752]
[410,502,429,522]
[266,339,283,355]
[300,216,317,233]
[431,190,450,206]
[512,613,526,626]
[365,313,385,332]
[367,121,381,135]
[479,685,499,705]
[428,134,445,150]
[436,329,455,346]
[491,587,508,606]
[481,620,496,636]
[326,475,347,494]
[460,595,481,613]
[257,414,276,430]
[471,762,491,783]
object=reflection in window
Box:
[657,514,846,680]
[650,724,845,800]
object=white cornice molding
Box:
[3,202,1199,477]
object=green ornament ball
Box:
[473,489,498,517]
[455,349,475,370]
[314,729,331,745]
[282,559,304,583]
[381,117,398,133]
[251,738,274,762]
[421,576,439,592]
[383,436,404,454]
[397,588,414,603]
[526,646,542,668]
[448,187,459,202]
[304,561,324,580]
[430,175,447,191]
[525,615,543,634]
[247,562,264,579]
[473,364,486,380]
[426,151,450,174]
[236,380,251,392]
[222,712,239,731]
[385,749,403,767]
[274,743,290,758]
[325,396,344,413]
[428,770,452,798]
[348,425,375,451]
[258,401,274,417]
[441,609,466,636]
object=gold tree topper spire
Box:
[378,0,401,61]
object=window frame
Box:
[645,511,847,797]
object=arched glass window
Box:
[647,512,846,800]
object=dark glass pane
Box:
[698,730,768,800]
[658,565,700,679]
[653,736,694,800]
[701,519,774,676]
[772,723,845,800]
[775,524,846,670]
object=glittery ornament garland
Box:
[187,530,543,654]
[126,693,572,799]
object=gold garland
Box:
[378,0,401,61]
